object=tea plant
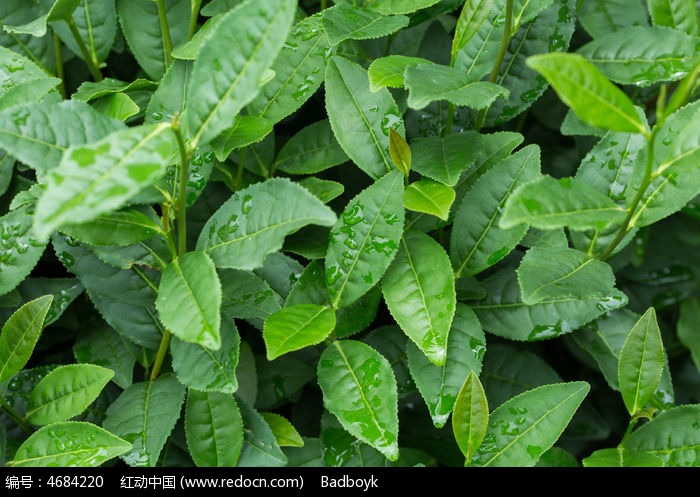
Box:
[0,0,699,468]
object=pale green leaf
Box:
[470,382,590,466]
[526,53,649,135]
[451,145,541,278]
[453,371,489,465]
[325,170,405,309]
[317,340,399,461]
[196,178,337,270]
[171,318,240,393]
[0,206,48,297]
[325,55,404,179]
[237,398,288,466]
[185,389,244,467]
[516,246,616,304]
[274,120,348,175]
[103,373,186,467]
[26,364,113,425]
[0,77,60,112]
[618,307,665,415]
[582,447,665,467]
[91,93,139,122]
[403,180,455,221]
[210,115,274,162]
[297,177,345,204]
[452,0,494,62]
[184,0,295,147]
[578,0,649,39]
[678,298,700,371]
[367,55,429,91]
[500,176,627,231]
[263,304,335,360]
[389,128,411,176]
[363,0,441,15]
[11,422,131,467]
[648,0,699,35]
[156,251,222,350]
[321,4,408,45]
[408,304,486,427]
[0,295,52,383]
[260,412,304,447]
[33,123,177,240]
[382,230,455,366]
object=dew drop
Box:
[58,251,75,267]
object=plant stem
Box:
[320,0,327,10]
[188,0,203,40]
[172,118,192,257]
[599,131,656,261]
[0,397,33,435]
[65,17,102,81]
[156,0,175,65]
[619,418,637,446]
[443,102,455,136]
[474,0,513,132]
[149,330,172,381]
[53,33,66,99]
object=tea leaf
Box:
[325,55,404,179]
[648,0,699,35]
[219,269,282,329]
[453,371,489,465]
[211,115,274,162]
[321,4,408,45]
[11,422,131,467]
[260,412,304,448]
[367,55,429,91]
[452,0,494,62]
[618,308,665,415]
[60,206,162,247]
[382,230,455,366]
[582,447,665,467]
[318,340,399,461]
[325,170,405,309]
[26,364,114,425]
[0,206,48,297]
[470,381,590,466]
[363,0,441,15]
[263,304,335,360]
[408,304,486,427]
[197,178,337,270]
[0,295,53,383]
[156,251,222,350]
[578,0,649,39]
[678,298,700,371]
[403,180,455,221]
[1,0,79,37]
[73,322,136,390]
[274,120,348,175]
[237,398,288,466]
[52,0,117,63]
[185,390,244,467]
[103,373,186,467]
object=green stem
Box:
[0,396,33,435]
[443,102,455,137]
[156,0,175,65]
[53,33,66,99]
[172,119,192,257]
[599,131,657,261]
[188,0,203,40]
[320,0,327,10]
[149,330,172,381]
[619,418,637,446]
[474,0,513,132]
[65,17,102,81]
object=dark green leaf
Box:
[185,390,243,467]
[237,398,288,466]
[274,119,348,175]
[60,206,162,247]
[73,322,136,390]
[678,298,700,371]
[219,269,282,329]
[52,0,117,63]
[255,355,314,410]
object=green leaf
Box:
[389,128,411,176]
[0,206,48,297]
[325,55,404,179]
[260,412,304,447]
[578,0,649,39]
[59,206,162,247]
[382,230,455,366]
[363,0,441,15]
[52,0,117,63]
[248,15,332,124]
[297,177,345,204]
[26,364,113,425]
[52,235,162,349]
[73,321,136,390]
[185,389,244,467]
[72,77,157,103]
[1,0,79,36]
[156,251,222,350]
[403,180,455,221]
[648,0,699,35]
[452,0,494,62]
[219,269,282,329]
[255,355,315,410]
[405,62,509,110]
[678,298,700,371]
[408,304,486,427]
[33,123,177,240]
[624,405,700,466]
[577,27,700,86]
[0,99,123,174]
[237,398,288,466]
[516,246,616,304]
[582,447,665,467]
[536,447,579,467]
[320,415,386,467]
[0,77,60,113]
[451,145,541,278]
[526,53,649,135]
[144,59,190,125]
[184,0,295,147]
[367,55,429,91]
[210,115,274,162]
[197,178,337,270]
[91,93,140,122]
[470,382,590,466]
[472,269,628,341]
[325,170,405,309]
[453,371,489,465]
[235,341,257,407]
[263,304,335,360]
[116,0,191,80]
[0,295,52,383]
[318,340,399,461]
[618,308,665,415]
[321,4,408,45]
[500,176,627,231]
[103,373,186,467]
[11,421,131,467]
[274,120,348,175]
[171,318,240,393]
